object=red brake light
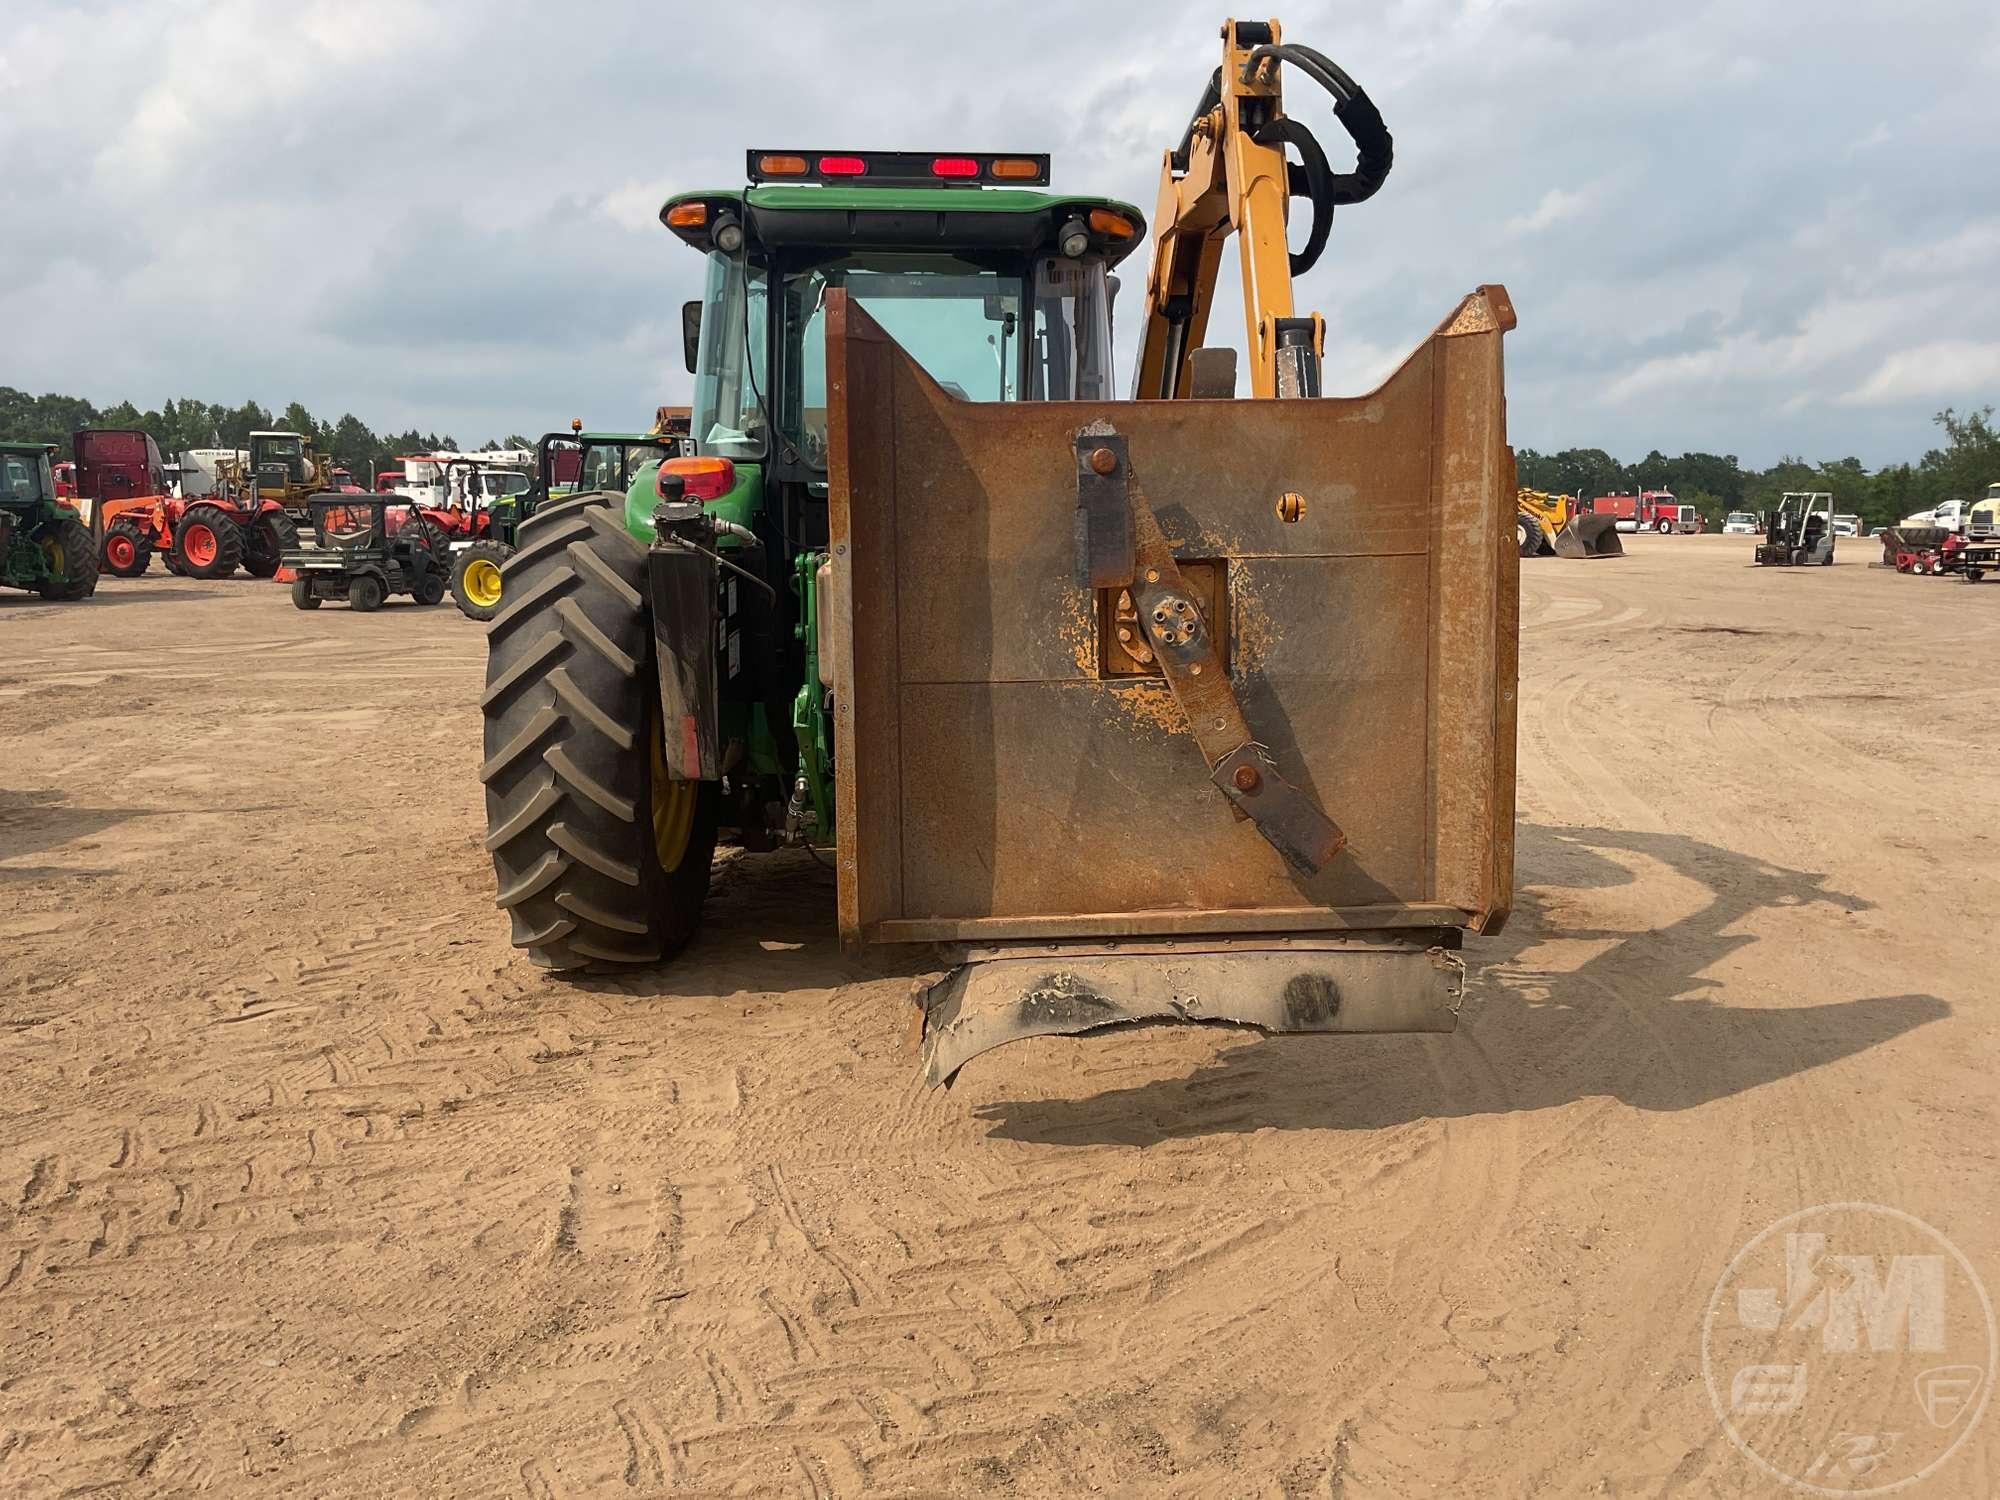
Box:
[659,455,736,502]
[817,155,866,177]
[931,156,979,178]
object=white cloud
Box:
[1,0,1996,461]
[1842,342,2000,406]
[1506,186,1593,236]
[600,181,675,235]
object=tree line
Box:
[1518,407,2000,529]
[0,387,531,483]
[5,383,1995,527]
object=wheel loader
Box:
[1517,488,1623,558]
[480,17,1517,1083]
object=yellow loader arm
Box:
[1131,17,1394,400]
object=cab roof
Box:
[0,441,57,456]
[660,184,1147,268]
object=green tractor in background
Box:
[1,442,99,602]
[450,420,690,621]
[480,150,1143,967]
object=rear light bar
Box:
[747,151,1050,187]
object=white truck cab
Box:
[1903,498,1971,532]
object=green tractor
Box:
[480,136,1518,1086]
[1,442,99,602]
[450,426,687,621]
[482,152,1142,970]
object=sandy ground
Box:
[1,534,1996,1497]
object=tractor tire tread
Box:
[547,822,641,887]
[478,703,562,785]
[103,518,155,578]
[175,504,246,579]
[481,493,716,972]
[549,667,638,751]
[485,567,577,641]
[243,511,299,578]
[494,850,569,910]
[480,629,568,711]
[484,783,565,852]
[39,517,101,600]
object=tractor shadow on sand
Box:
[967,823,1949,1143]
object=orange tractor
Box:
[81,429,302,579]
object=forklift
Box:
[1754,491,1835,566]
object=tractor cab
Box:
[249,431,310,485]
[665,152,1136,489]
[523,429,685,517]
[1,442,59,509]
[644,151,1148,846]
[223,431,331,522]
[0,441,97,601]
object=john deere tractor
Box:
[483,50,1518,1088]
[1,442,98,601]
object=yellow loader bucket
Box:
[1552,513,1624,558]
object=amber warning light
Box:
[745,151,1049,187]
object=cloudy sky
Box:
[3,0,1995,466]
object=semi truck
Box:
[1589,490,1701,533]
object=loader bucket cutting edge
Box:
[1552,514,1624,558]
[920,943,1464,1086]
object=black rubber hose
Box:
[1248,115,1336,275]
[1329,91,1393,204]
[1240,42,1394,205]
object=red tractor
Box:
[75,428,299,579]
[73,429,173,577]
[387,456,526,562]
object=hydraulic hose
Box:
[1236,41,1395,277]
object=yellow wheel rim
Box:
[463,558,503,607]
[42,536,65,573]
[649,713,696,873]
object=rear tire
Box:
[102,518,154,577]
[405,515,453,565]
[173,504,245,578]
[242,510,299,578]
[1515,517,1539,558]
[36,517,100,600]
[412,567,446,606]
[480,492,718,970]
[349,573,386,612]
[451,540,511,620]
[290,576,321,609]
